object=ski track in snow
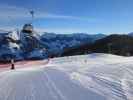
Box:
[0,53,133,100]
[43,70,67,100]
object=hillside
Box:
[40,33,105,56]
[62,34,133,56]
[0,53,133,100]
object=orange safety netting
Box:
[0,59,50,70]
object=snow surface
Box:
[0,53,133,100]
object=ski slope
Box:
[0,53,133,100]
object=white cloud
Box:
[0,4,96,32]
[0,4,27,19]
[0,4,93,21]
[35,27,89,34]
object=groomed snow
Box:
[0,53,133,100]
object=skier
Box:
[11,59,15,70]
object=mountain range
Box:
[0,31,105,62]
[1,29,133,62]
[62,34,133,56]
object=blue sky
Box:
[0,0,133,34]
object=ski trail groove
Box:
[43,70,68,100]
